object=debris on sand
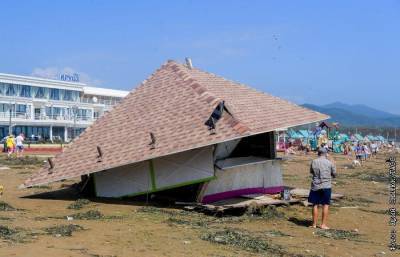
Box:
[45,224,84,237]
[65,210,123,220]
[69,210,103,220]
[0,201,16,211]
[0,225,32,243]
[334,196,375,207]
[67,199,90,210]
[314,229,361,241]
[246,204,285,219]
[344,170,400,184]
[4,156,43,166]
[136,206,177,216]
[360,208,400,216]
[201,228,282,254]
[31,185,52,190]
[265,230,291,237]
[165,217,209,228]
[0,216,14,221]
[0,225,17,239]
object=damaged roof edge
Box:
[22,115,328,189]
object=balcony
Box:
[0,111,31,120]
[0,111,94,125]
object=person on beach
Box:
[6,134,15,158]
[15,133,24,158]
[308,147,336,229]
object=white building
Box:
[0,73,129,142]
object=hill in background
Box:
[302,102,400,127]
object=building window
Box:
[6,84,16,96]
[0,82,5,95]
[16,104,27,113]
[63,90,73,101]
[77,108,92,120]
[20,85,31,98]
[49,88,60,100]
[35,87,45,99]
[0,103,10,112]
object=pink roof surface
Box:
[24,60,328,187]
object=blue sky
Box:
[1,1,399,114]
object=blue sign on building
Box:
[60,73,79,82]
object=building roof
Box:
[0,72,129,97]
[24,60,329,187]
[0,72,85,91]
[83,86,129,98]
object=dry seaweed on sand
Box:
[65,210,123,220]
[246,204,285,219]
[0,225,33,243]
[67,199,91,210]
[201,228,283,254]
[0,216,14,221]
[45,224,84,237]
[314,229,360,241]
[3,156,44,166]
[0,201,16,211]
[165,216,209,228]
[136,206,177,216]
[360,208,400,216]
[334,196,375,207]
[0,225,18,239]
[265,230,291,237]
[69,210,103,220]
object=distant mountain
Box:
[322,102,398,119]
[302,103,400,127]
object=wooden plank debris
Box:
[183,188,344,215]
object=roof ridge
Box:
[178,62,326,122]
[170,61,250,134]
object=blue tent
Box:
[338,133,350,142]
[287,129,302,139]
[354,134,364,141]
[298,130,311,138]
[376,136,386,142]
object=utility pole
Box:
[73,106,78,140]
[8,103,12,135]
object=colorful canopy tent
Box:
[353,134,364,141]
[332,141,344,153]
[23,60,328,203]
[338,133,350,142]
[298,130,312,138]
[376,136,386,142]
[287,129,303,139]
[318,121,339,139]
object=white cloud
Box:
[31,67,101,85]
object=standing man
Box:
[15,133,25,158]
[308,147,336,229]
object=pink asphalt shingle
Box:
[24,60,328,187]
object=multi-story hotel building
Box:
[0,73,129,142]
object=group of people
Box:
[3,133,25,158]
[343,141,378,163]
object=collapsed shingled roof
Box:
[24,60,328,187]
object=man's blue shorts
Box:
[308,188,331,205]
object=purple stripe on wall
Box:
[201,186,284,204]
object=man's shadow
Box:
[288,217,312,227]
